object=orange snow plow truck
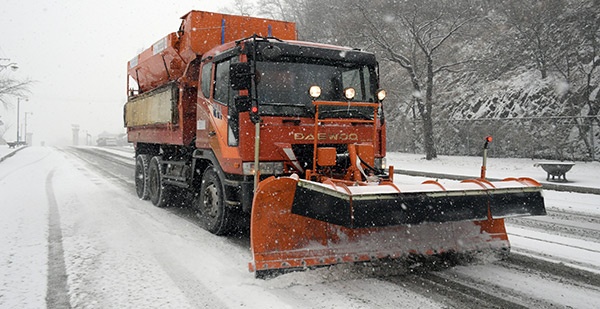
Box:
[124,11,546,278]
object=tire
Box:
[147,156,171,208]
[194,166,231,235]
[135,154,150,200]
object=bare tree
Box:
[354,0,483,160]
[0,76,32,110]
[492,0,599,158]
[0,71,32,144]
[573,0,600,119]
[254,0,315,39]
[560,0,600,157]
[496,0,568,80]
[222,0,254,16]
[255,0,290,20]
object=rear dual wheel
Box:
[135,154,150,200]
[147,156,171,208]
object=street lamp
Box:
[24,112,33,145]
[16,97,28,144]
[0,58,18,72]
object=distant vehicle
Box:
[124,10,546,278]
[6,141,27,148]
[96,137,118,146]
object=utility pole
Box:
[16,97,20,143]
[72,124,80,146]
[15,97,29,144]
[24,112,33,145]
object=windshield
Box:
[255,60,378,119]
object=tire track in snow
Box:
[507,209,600,243]
[75,147,134,169]
[384,271,530,309]
[61,147,230,308]
[504,254,600,288]
[62,147,134,189]
[508,231,600,254]
[0,148,51,182]
[45,169,71,308]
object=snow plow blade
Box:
[292,177,546,228]
[249,175,545,277]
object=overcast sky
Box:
[0,0,233,145]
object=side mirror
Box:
[230,62,252,90]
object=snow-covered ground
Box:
[1,145,599,308]
[387,152,600,191]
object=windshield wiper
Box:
[261,102,315,117]
[318,108,374,120]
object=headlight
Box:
[309,85,321,99]
[344,87,356,100]
[242,162,284,175]
[377,89,386,101]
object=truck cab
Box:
[194,37,387,215]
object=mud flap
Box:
[249,176,511,276]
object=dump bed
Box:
[127,10,297,93]
[125,11,297,146]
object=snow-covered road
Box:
[2,146,600,308]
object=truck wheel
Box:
[147,156,171,208]
[135,154,150,200]
[194,167,231,235]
